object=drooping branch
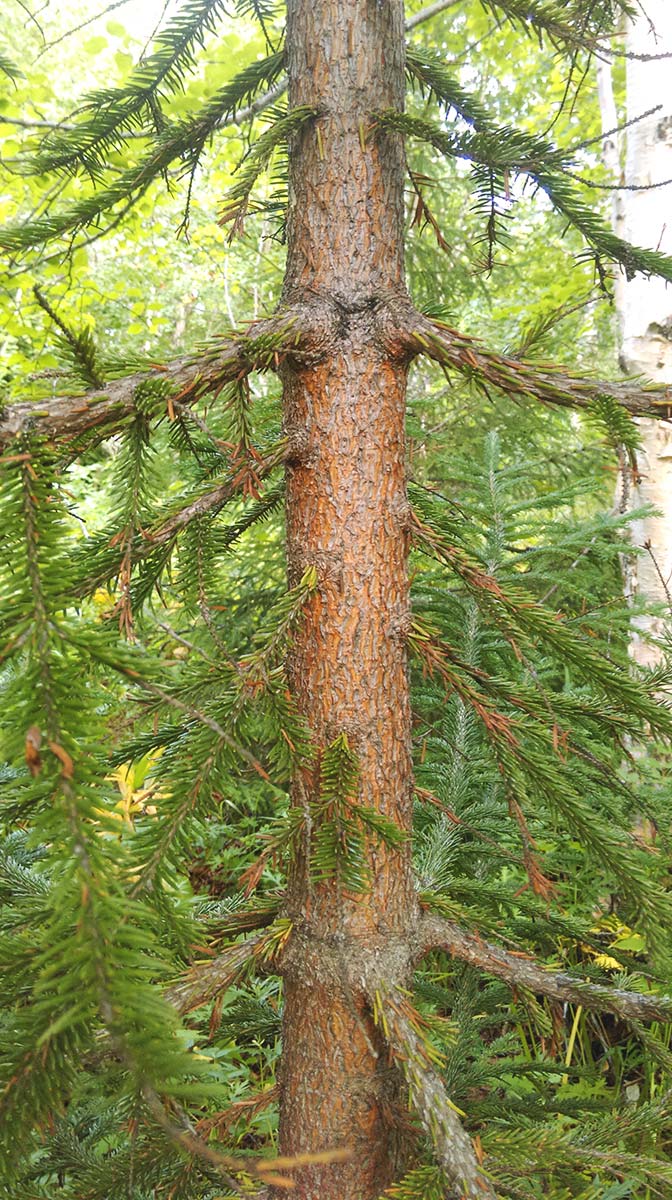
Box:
[372,983,496,1200]
[481,0,631,57]
[2,82,289,134]
[60,626,272,780]
[28,1,269,179]
[378,104,672,286]
[404,313,672,420]
[1,4,458,253]
[142,1085,350,1193]
[0,312,309,452]
[418,912,672,1022]
[71,459,285,606]
[139,444,287,548]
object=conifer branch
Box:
[138,1089,249,1196]
[0,51,23,81]
[71,464,285,615]
[404,313,672,420]
[480,0,633,56]
[199,895,282,939]
[2,79,288,136]
[1,0,460,251]
[28,0,242,178]
[166,922,292,1015]
[233,0,279,52]
[0,313,305,451]
[114,1038,347,1193]
[32,287,106,390]
[417,913,672,1022]
[142,444,287,547]
[0,457,230,1178]
[378,104,672,285]
[0,56,287,256]
[218,105,317,238]
[61,628,271,780]
[301,732,407,895]
[220,78,288,128]
[0,1,575,256]
[372,983,496,1200]
[142,1086,351,1192]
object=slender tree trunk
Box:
[603,4,672,664]
[277,3,417,1198]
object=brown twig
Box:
[145,442,287,547]
[166,926,290,1016]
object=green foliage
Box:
[380,92,672,283]
[234,0,281,50]
[308,733,407,894]
[586,391,642,456]
[481,0,636,53]
[29,1,237,178]
[410,435,672,939]
[218,104,317,238]
[382,1165,446,1200]
[33,286,106,389]
[1,41,285,252]
[405,431,672,1193]
[1,2,672,1199]
[0,453,231,1190]
[0,50,22,81]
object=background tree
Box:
[2,3,672,1200]
[597,2,672,668]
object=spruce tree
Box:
[2,3,672,1199]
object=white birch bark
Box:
[606,5,672,666]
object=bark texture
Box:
[277,3,418,1197]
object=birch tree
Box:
[598,3,672,664]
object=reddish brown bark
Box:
[276,3,418,1198]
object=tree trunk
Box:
[277,3,417,1198]
[610,4,672,665]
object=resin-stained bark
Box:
[277,2,417,1198]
